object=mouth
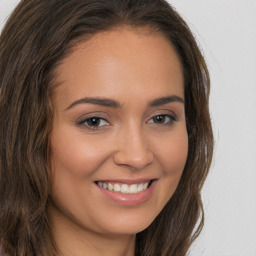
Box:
[95,180,154,194]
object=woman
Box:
[0,0,213,255]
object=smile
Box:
[96,181,150,194]
[95,179,157,206]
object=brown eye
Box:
[78,116,109,129]
[152,115,166,124]
[148,114,176,125]
[87,117,101,126]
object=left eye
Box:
[148,114,176,125]
[80,117,109,128]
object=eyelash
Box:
[77,116,110,130]
[147,114,177,126]
[77,114,177,130]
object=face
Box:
[50,27,188,238]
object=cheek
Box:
[154,128,188,195]
[157,129,188,173]
[50,128,111,179]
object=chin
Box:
[92,207,161,236]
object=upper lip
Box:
[95,178,158,184]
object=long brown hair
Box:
[0,0,213,255]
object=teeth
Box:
[108,183,113,191]
[121,184,129,193]
[97,181,150,194]
[143,183,148,190]
[138,183,144,192]
[130,184,138,193]
[114,183,121,192]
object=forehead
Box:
[53,26,184,106]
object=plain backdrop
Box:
[1,1,256,256]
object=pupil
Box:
[154,115,165,123]
[89,117,100,126]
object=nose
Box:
[113,125,154,170]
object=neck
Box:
[56,231,135,256]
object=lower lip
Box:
[96,181,157,206]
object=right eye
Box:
[78,116,109,130]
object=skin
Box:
[49,26,188,256]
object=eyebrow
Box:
[148,95,184,106]
[65,97,122,110]
[65,95,184,110]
